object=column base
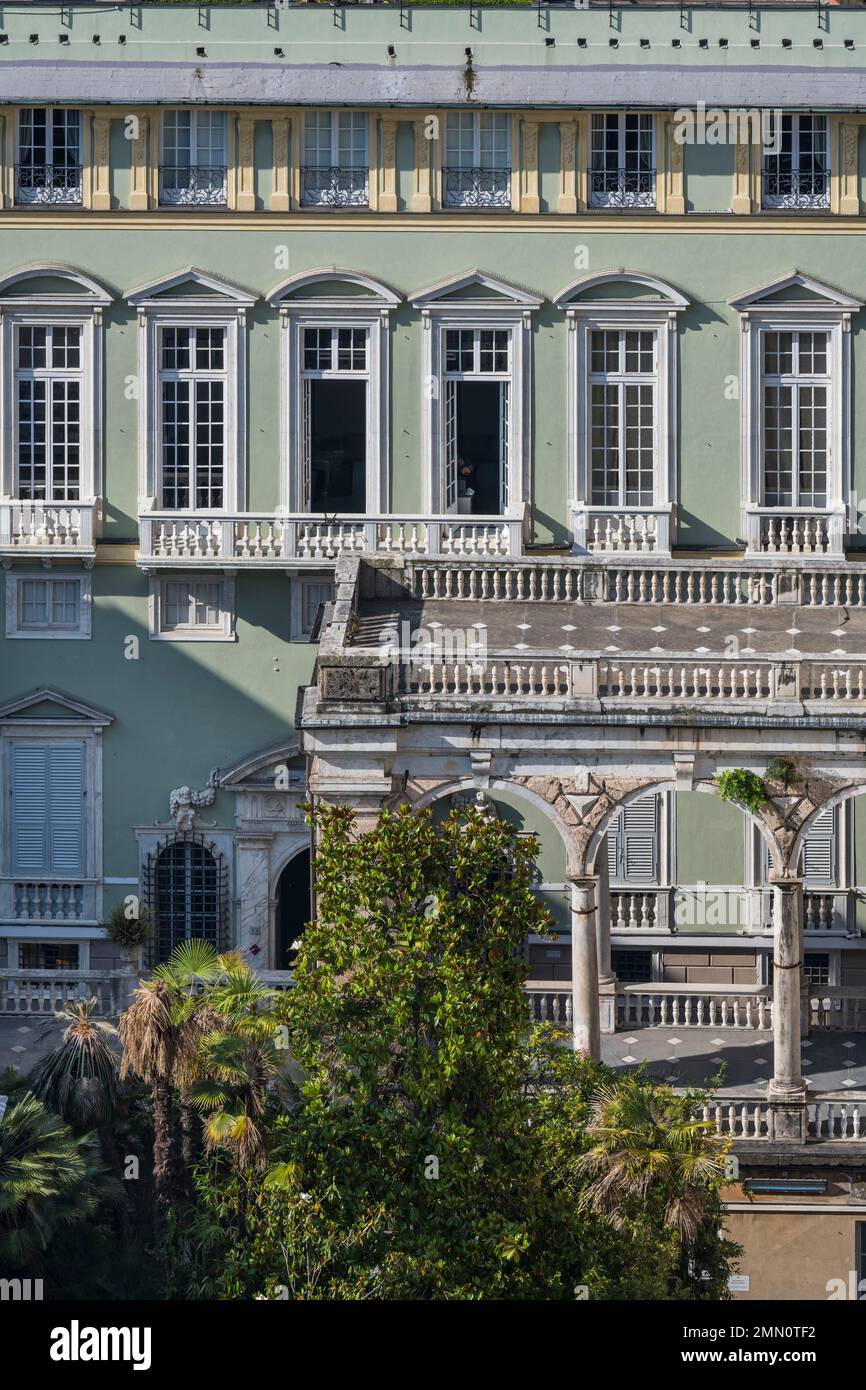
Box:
[598,975,617,1035]
[767,1085,808,1142]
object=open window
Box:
[267,270,400,515]
[409,271,541,521]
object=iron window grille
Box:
[301,166,369,208]
[590,113,656,209]
[159,165,228,206]
[144,832,230,966]
[16,107,82,204]
[442,166,511,208]
[762,114,829,210]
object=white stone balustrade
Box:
[0,969,129,1016]
[572,505,672,557]
[138,512,525,565]
[617,984,773,1030]
[808,990,866,1032]
[0,500,96,555]
[746,506,845,559]
[609,889,666,931]
[526,983,573,1027]
[0,877,98,924]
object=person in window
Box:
[457,455,476,502]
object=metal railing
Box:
[762,169,830,210]
[589,166,656,208]
[442,166,511,208]
[15,163,82,204]
[159,165,228,206]
[301,166,369,208]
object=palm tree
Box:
[187,954,286,1170]
[0,1092,104,1271]
[118,939,221,1221]
[28,999,120,1131]
[575,1075,729,1246]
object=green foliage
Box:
[715,767,767,815]
[765,756,797,788]
[104,902,154,952]
[183,803,739,1301]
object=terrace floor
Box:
[353,598,866,660]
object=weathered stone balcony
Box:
[137,510,526,567]
[572,503,673,556]
[0,877,100,925]
[0,968,130,1017]
[0,500,96,559]
[745,505,846,559]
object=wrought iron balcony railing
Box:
[589,167,656,209]
[15,163,83,205]
[159,165,228,206]
[442,166,511,208]
[762,169,830,210]
[301,166,369,208]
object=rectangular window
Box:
[159,326,226,509]
[444,112,511,207]
[762,330,829,508]
[294,577,335,640]
[19,942,80,970]
[763,114,829,210]
[160,110,227,205]
[302,326,369,513]
[15,324,82,502]
[11,741,85,879]
[442,327,511,515]
[17,576,81,633]
[302,112,369,207]
[589,329,656,506]
[802,808,837,884]
[152,576,233,641]
[590,113,655,208]
[803,952,830,987]
[17,107,82,204]
[611,949,653,983]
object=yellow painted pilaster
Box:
[836,118,860,215]
[236,117,256,212]
[558,118,578,214]
[731,138,754,214]
[520,119,540,214]
[129,114,150,210]
[379,117,398,213]
[662,115,686,215]
[91,115,111,211]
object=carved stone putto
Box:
[169,768,220,831]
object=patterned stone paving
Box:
[601,1028,866,1095]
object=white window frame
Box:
[410,274,541,519]
[127,271,256,515]
[585,326,658,508]
[5,569,91,639]
[589,112,656,209]
[557,274,687,525]
[735,300,853,528]
[149,572,236,642]
[762,113,830,211]
[0,694,109,928]
[301,111,370,208]
[159,109,228,206]
[441,326,513,514]
[291,574,335,641]
[0,274,109,509]
[16,106,83,206]
[267,271,400,515]
[443,112,512,209]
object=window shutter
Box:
[11,744,50,875]
[620,796,658,884]
[606,820,618,880]
[802,808,835,884]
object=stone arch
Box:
[410,775,581,876]
[787,779,866,875]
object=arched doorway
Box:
[274,848,312,970]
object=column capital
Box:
[767,874,803,891]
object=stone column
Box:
[595,848,617,1034]
[569,876,601,1060]
[768,875,807,1139]
[235,834,271,968]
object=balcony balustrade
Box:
[159,164,228,206]
[0,969,129,1016]
[138,511,526,565]
[301,166,369,208]
[442,166,511,208]
[745,506,845,559]
[15,162,82,204]
[617,983,773,1030]
[572,504,672,556]
[0,500,96,557]
[0,877,99,924]
[589,166,656,208]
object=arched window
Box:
[146,833,228,963]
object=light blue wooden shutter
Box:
[802,809,835,884]
[608,795,658,884]
[10,742,84,878]
[48,742,85,876]
[11,744,49,875]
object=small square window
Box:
[151,575,234,641]
[6,572,90,639]
[293,576,334,640]
[803,953,830,987]
[612,949,653,983]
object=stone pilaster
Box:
[235,834,271,966]
[379,119,398,213]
